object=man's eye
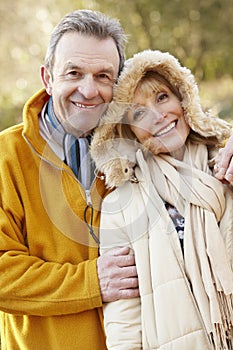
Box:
[97,74,115,84]
[67,71,80,78]
[99,73,109,79]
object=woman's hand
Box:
[214,135,233,184]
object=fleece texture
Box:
[0,89,108,350]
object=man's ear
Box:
[40,65,52,95]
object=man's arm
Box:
[214,135,233,184]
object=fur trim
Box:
[91,50,232,188]
[91,102,137,188]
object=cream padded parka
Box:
[99,149,232,349]
[91,50,233,349]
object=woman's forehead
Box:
[135,80,170,99]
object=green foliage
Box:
[0,0,233,131]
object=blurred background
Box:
[0,0,232,131]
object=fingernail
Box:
[218,168,226,176]
[215,173,223,180]
[225,174,233,183]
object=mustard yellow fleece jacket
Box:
[0,89,109,349]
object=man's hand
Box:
[214,135,233,184]
[97,246,139,303]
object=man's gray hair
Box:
[45,9,127,76]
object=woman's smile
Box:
[154,121,176,137]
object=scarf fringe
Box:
[211,292,233,349]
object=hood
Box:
[91,50,232,188]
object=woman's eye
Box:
[133,109,145,121]
[157,92,168,102]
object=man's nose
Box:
[77,75,99,99]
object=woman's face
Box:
[127,83,190,159]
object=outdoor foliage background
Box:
[0,0,232,346]
[0,0,233,132]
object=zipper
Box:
[24,134,100,244]
[84,189,100,244]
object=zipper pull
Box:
[85,189,92,206]
[84,190,100,244]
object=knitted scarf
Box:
[141,141,233,349]
[43,97,94,189]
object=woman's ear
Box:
[40,65,52,95]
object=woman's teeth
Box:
[155,121,176,136]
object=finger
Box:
[214,165,225,180]
[118,287,140,299]
[116,255,137,269]
[217,139,233,170]
[101,286,140,302]
[119,276,139,289]
[97,256,137,279]
[105,246,130,257]
[214,148,230,179]
[225,157,233,183]
[118,266,138,281]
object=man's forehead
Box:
[54,32,120,73]
[57,32,118,58]
[64,59,115,72]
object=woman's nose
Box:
[150,108,167,123]
[77,75,99,99]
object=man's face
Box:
[41,32,120,137]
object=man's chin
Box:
[64,105,108,136]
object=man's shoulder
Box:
[0,123,25,159]
[0,122,24,141]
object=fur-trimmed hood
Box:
[91,50,232,188]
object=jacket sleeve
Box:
[0,154,102,317]
[100,188,142,349]
[0,206,102,316]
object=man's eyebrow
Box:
[63,61,115,75]
[99,67,115,76]
[63,62,80,71]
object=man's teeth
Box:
[76,103,95,109]
[155,122,176,136]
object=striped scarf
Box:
[45,97,95,189]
